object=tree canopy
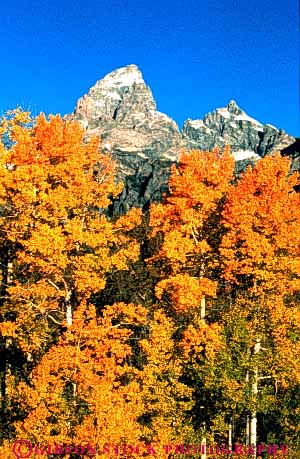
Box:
[0,110,299,458]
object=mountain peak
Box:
[226,99,243,115]
[72,63,157,126]
[227,99,239,107]
[94,64,144,90]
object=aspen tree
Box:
[221,153,300,454]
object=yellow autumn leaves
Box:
[1,110,300,457]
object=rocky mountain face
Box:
[183,100,294,159]
[281,138,300,173]
[69,64,296,213]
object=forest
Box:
[0,110,299,458]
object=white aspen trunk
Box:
[245,370,250,446]
[250,369,258,457]
[201,422,206,459]
[229,419,232,453]
[65,288,72,327]
[200,296,205,321]
[73,382,77,407]
[250,338,261,458]
[250,406,257,455]
[66,303,72,327]
[7,261,13,285]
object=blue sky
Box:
[1,0,298,136]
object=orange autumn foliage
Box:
[221,153,300,295]
[11,302,148,459]
[149,147,234,313]
[180,322,224,362]
[0,110,141,355]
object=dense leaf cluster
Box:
[0,111,299,458]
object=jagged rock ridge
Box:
[69,64,296,212]
[183,99,294,161]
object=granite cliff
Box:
[68,64,296,212]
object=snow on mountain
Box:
[233,150,261,161]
